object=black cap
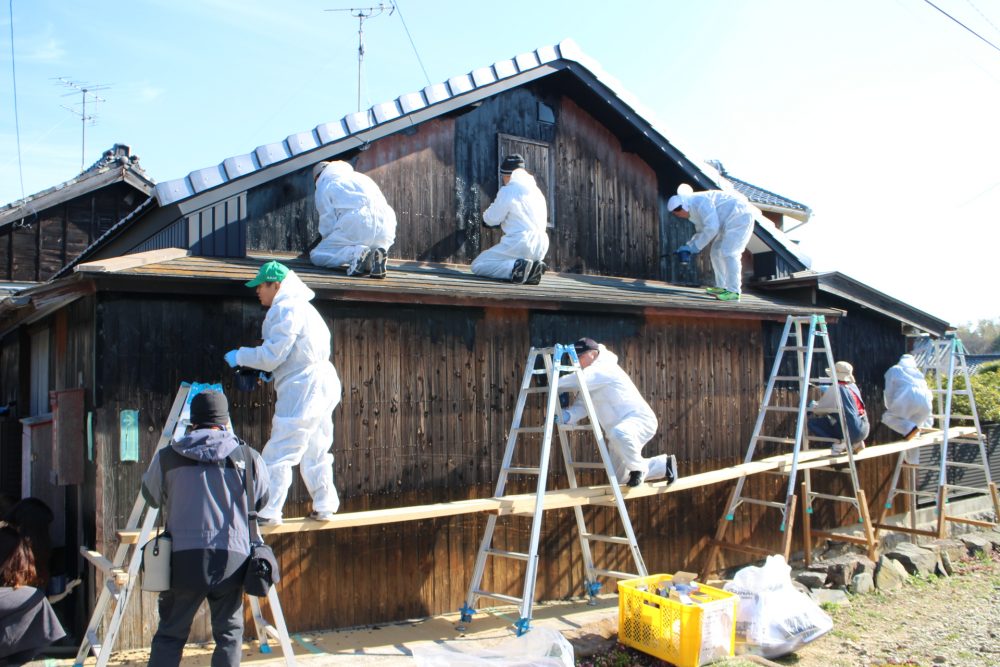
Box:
[190,390,229,427]
[499,154,525,174]
[574,337,599,355]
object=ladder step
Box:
[486,548,530,561]
[590,567,642,580]
[559,425,594,432]
[503,466,541,475]
[766,406,804,413]
[582,532,632,545]
[473,590,523,606]
[741,498,787,510]
[932,414,976,420]
[781,345,810,351]
[942,461,989,470]
[930,389,971,395]
[891,488,940,499]
[947,438,983,445]
[755,436,797,444]
[513,427,547,434]
[523,387,549,394]
[772,376,810,383]
[945,483,992,494]
[570,462,607,470]
[808,436,840,443]
[809,492,857,503]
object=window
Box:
[497,134,554,227]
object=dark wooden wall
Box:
[86,291,781,642]
[241,83,702,284]
[0,183,145,282]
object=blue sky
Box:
[2,0,999,326]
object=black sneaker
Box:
[525,260,547,285]
[626,470,643,487]
[369,247,387,279]
[510,259,533,284]
[347,248,372,276]
[665,454,678,484]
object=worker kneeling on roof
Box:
[557,338,678,487]
[225,260,342,525]
[310,160,397,278]
[882,353,933,443]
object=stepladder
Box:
[460,344,648,635]
[703,314,876,579]
[875,334,1000,539]
[75,382,296,667]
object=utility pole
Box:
[325,4,393,112]
[54,78,110,172]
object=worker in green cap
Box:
[224,260,342,524]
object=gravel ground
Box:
[579,546,1000,667]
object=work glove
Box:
[259,371,274,383]
[224,350,239,368]
[675,244,697,264]
[557,409,572,425]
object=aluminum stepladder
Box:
[702,315,876,579]
[459,344,647,635]
[75,382,296,667]
[874,335,1000,540]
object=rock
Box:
[811,588,850,606]
[875,555,908,591]
[795,571,827,589]
[979,530,1000,551]
[960,534,991,557]
[825,560,853,588]
[937,550,953,577]
[886,542,937,575]
[929,538,967,564]
[850,572,875,594]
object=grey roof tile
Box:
[514,51,540,70]
[188,165,226,192]
[471,66,496,87]
[536,44,559,63]
[316,120,349,144]
[493,58,518,79]
[154,177,194,204]
[372,100,402,124]
[397,91,427,114]
[344,111,373,133]
[447,73,475,95]
[286,131,320,155]
[255,142,291,167]
[422,82,450,104]
[223,154,258,179]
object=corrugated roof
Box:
[73,251,836,321]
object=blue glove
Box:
[561,409,572,424]
[259,371,273,383]
[676,244,697,255]
[224,350,239,368]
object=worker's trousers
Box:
[607,416,657,483]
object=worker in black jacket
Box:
[142,390,269,667]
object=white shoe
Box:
[347,248,372,276]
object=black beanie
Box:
[190,390,229,427]
[574,337,599,355]
[499,154,525,174]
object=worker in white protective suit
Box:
[471,154,549,285]
[668,186,757,302]
[882,354,933,442]
[224,260,342,525]
[310,160,397,278]
[557,338,678,487]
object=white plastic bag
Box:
[723,555,832,658]
[410,627,574,667]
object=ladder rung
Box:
[755,436,797,444]
[945,483,991,494]
[891,489,939,498]
[523,387,549,394]
[808,436,840,443]
[947,438,983,445]
[765,406,803,413]
[570,462,606,470]
[810,465,852,473]
[772,376,809,382]
[932,414,975,420]
[741,498,787,510]
[781,345,810,351]
[486,548,530,561]
[473,590,523,605]
[808,407,839,414]
[943,461,988,470]
[582,532,632,545]
[590,567,641,580]
[513,427,546,434]
[930,389,971,395]
[503,466,541,475]
[558,425,594,432]
[809,492,857,503]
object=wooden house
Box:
[0,40,949,644]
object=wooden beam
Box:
[116,427,978,544]
[76,248,188,274]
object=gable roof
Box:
[706,161,812,223]
[0,144,155,228]
[60,39,811,276]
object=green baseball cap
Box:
[245,260,290,287]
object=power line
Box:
[921,0,1000,54]
[964,0,1000,39]
[391,0,431,86]
[9,0,24,203]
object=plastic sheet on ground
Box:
[723,554,833,659]
[410,627,574,667]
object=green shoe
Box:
[705,287,726,294]
[715,290,740,302]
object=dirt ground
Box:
[579,548,1000,667]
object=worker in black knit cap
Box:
[471,153,550,285]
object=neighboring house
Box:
[0,144,154,283]
[0,40,950,642]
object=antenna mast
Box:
[325,3,393,112]
[54,78,110,172]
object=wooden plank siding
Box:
[85,290,785,642]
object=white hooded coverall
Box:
[235,270,342,520]
[471,168,549,279]
[311,161,397,269]
[558,345,667,484]
[674,190,756,294]
[882,354,933,437]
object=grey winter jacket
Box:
[141,428,269,589]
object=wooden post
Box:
[801,482,812,566]
[936,486,948,539]
[781,493,798,562]
[989,482,1000,525]
[856,489,877,561]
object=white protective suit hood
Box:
[882,353,933,439]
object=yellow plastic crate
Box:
[618,574,737,667]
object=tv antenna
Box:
[325,3,394,112]
[54,77,110,172]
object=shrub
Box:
[947,369,1000,424]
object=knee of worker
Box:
[471,252,513,279]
